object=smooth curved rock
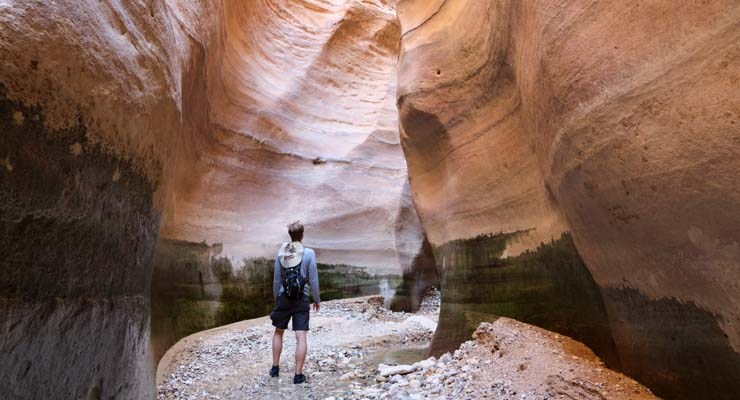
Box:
[0,0,418,269]
[162,0,417,272]
[0,1,417,398]
[1,2,211,398]
[397,1,740,399]
[3,0,739,399]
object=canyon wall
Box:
[0,90,160,399]
[0,1,218,398]
[3,0,738,398]
[396,0,740,399]
[161,0,417,273]
[1,0,417,398]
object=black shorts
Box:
[270,293,310,331]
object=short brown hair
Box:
[288,221,304,242]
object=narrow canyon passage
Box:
[1,1,739,399]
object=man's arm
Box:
[273,256,281,301]
[308,251,320,306]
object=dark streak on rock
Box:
[0,84,159,400]
[601,287,740,400]
[429,232,620,370]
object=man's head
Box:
[288,221,304,242]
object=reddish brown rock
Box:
[0,1,416,398]
[2,0,739,399]
[397,1,740,398]
[163,0,418,272]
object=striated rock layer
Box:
[162,0,416,273]
[0,90,159,399]
[0,1,216,397]
[0,0,417,398]
[3,0,739,398]
[397,0,740,399]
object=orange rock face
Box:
[397,0,740,398]
[1,2,217,398]
[397,0,570,252]
[0,0,417,271]
[1,1,416,398]
[3,0,740,399]
[162,0,417,272]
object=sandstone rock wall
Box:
[4,0,739,398]
[0,90,159,399]
[0,1,218,398]
[397,1,740,398]
[161,0,419,273]
[1,1,420,398]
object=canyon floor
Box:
[157,291,657,400]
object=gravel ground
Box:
[158,288,657,400]
[157,293,439,400]
[349,317,659,400]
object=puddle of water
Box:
[365,344,430,366]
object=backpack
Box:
[281,263,306,300]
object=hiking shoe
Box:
[293,374,306,384]
[269,366,279,377]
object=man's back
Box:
[273,245,320,303]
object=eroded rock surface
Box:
[3,0,739,398]
[428,232,619,369]
[161,0,417,272]
[0,0,418,398]
[397,1,740,398]
[0,90,159,399]
[0,2,219,397]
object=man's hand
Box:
[312,302,320,312]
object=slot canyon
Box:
[1,0,738,399]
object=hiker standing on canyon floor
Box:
[269,221,321,384]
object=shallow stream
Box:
[364,344,430,366]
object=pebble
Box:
[414,357,436,370]
[339,372,355,381]
[378,364,417,377]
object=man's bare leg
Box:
[295,330,307,375]
[272,328,284,367]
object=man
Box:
[269,221,320,384]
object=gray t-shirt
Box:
[273,246,320,302]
